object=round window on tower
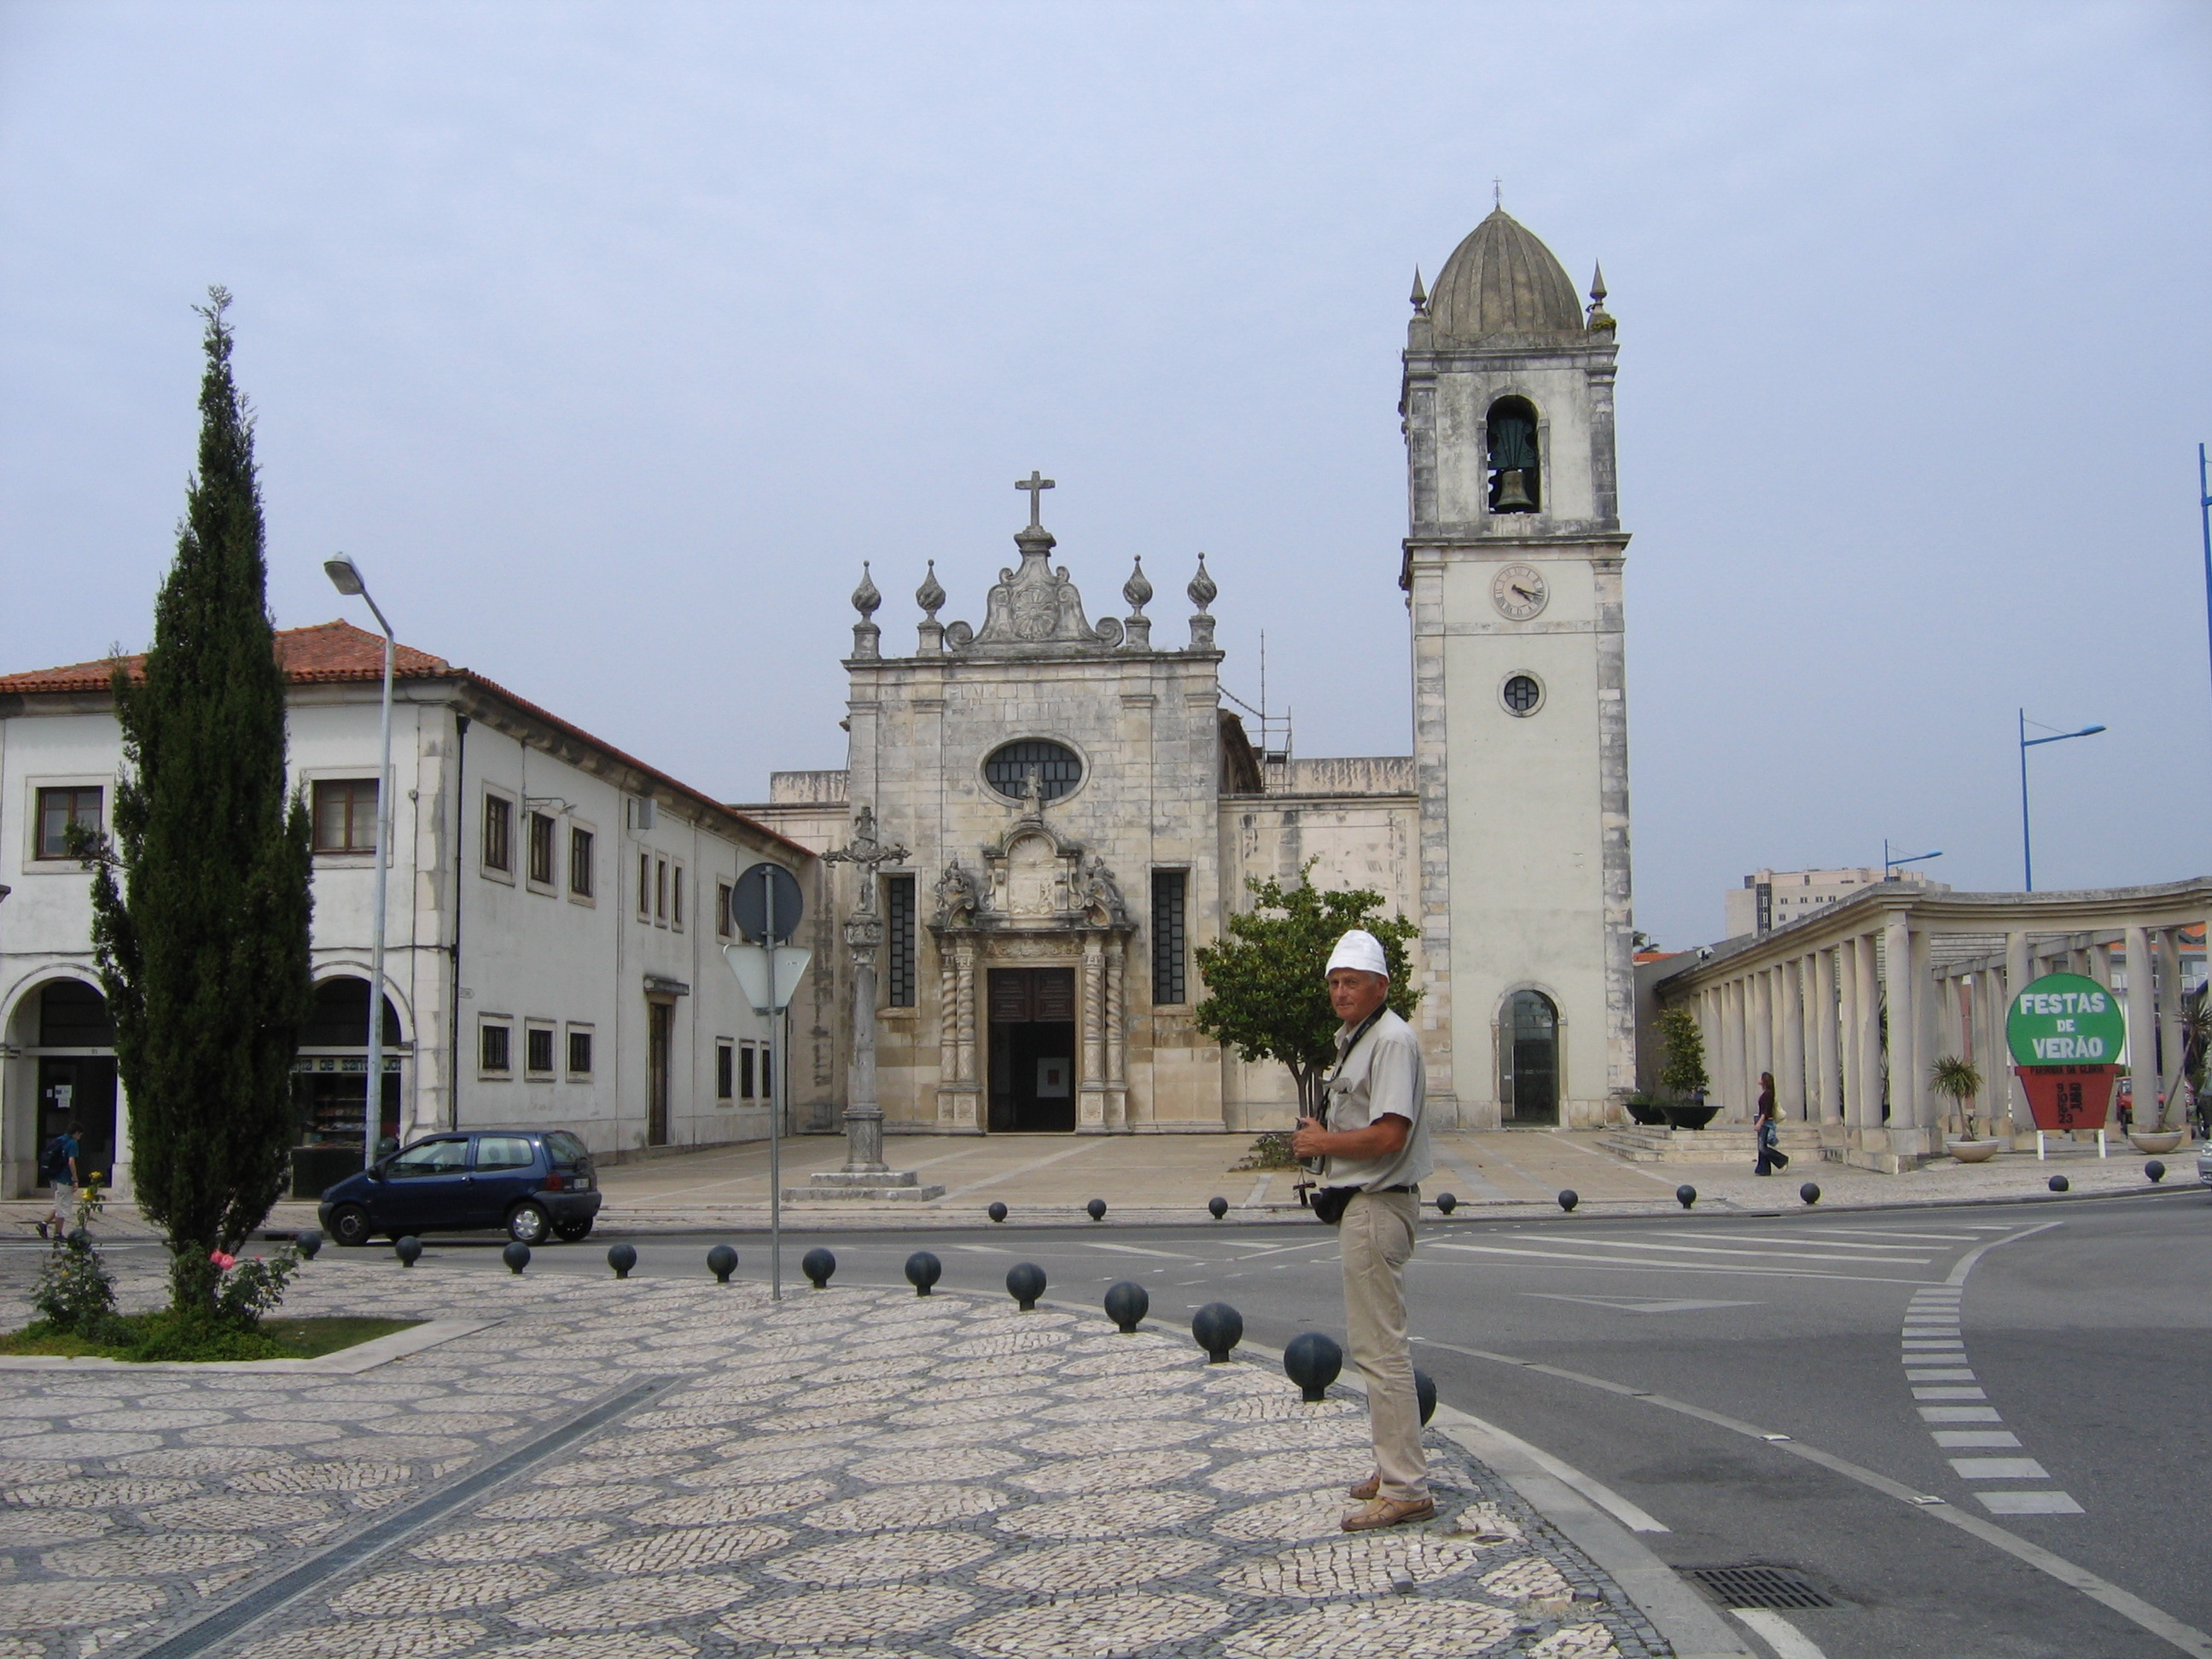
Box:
[1500,673,1545,718]
[983,739,1085,803]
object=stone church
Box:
[744,206,1633,1136]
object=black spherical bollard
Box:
[1557,1189,1579,1213]
[1006,1261,1046,1310]
[1208,1196,1229,1220]
[2145,1160,2166,1184]
[905,1251,942,1295]
[1799,1182,1821,1206]
[707,1244,738,1284]
[294,1229,323,1261]
[802,1247,836,1289]
[607,1243,637,1279]
[394,1236,422,1267]
[1103,1279,1150,1332]
[1086,1198,1107,1222]
[1191,1301,1243,1361]
[987,1202,1009,1223]
[1676,1185,1697,1209]
[1284,1330,1344,1402]
[1415,1367,1437,1426]
[2048,1174,2069,1193]
[1435,1192,1458,1215]
[503,1241,531,1275]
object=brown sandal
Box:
[1342,1495,1436,1532]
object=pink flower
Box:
[209,1251,236,1271]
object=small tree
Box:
[1930,1055,1985,1140]
[1193,860,1420,1119]
[80,289,314,1319]
[1656,1005,1708,1100]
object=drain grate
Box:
[1681,1564,1837,1610]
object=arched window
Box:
[1486,397,1541,514]
[1501,989,1559,1125]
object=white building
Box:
[0,621,813,1199]
[1725,866,1948,940]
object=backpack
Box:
[38,1137,70,1184]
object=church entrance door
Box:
[987,968,1077,1132]
[1502,990,1560,1126]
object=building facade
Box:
[1724,866,1947,940]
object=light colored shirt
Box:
[1321,1007,1432,1191]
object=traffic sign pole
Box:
[766,874,781,1303]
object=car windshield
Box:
[387,1138,469,1179]
[545,1131,590,1166]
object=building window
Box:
[655,858,668,923]
[34,786,103,859]
[638,853,652,917]
[526,1024,556,1075]
[716,1040,735,1102]
[741,1044,757,1100]
[717,881,734,940]
[484,795,513,873]
[1500,673,1544,717]
[1151,870,1189,1004]
[567,1027,594,1076]
[569,827,594,897]
[672,865,685,930]
[983,739,1083,803]
[885,875,917,1007]
[1486,395,1541,513]
[480,1022,512,1074]
[527,812,556,886]
[311,779,378,853]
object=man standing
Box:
[38,1120,81,1240]
[1289,928,1434,1531]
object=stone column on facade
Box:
[1696,987,1720,1102]
[1779,958,1807,1121]
[841,914,888,1173]
[936,945,959,1109]
[2123,925,2156,1134]
[1880,911,1918,1150]
[1836,941,1857,1127]
[1720,979,1747,1117]
[1811,951,1839,1125]
[1078,934,1107,1131]
[1911,924,1938,1139]
[1749,969,1773,1105]
[1105,934,1128,1126]
[1857,930,1883,1135]
[2156,927,2184,1132]
[2002,931,2030,1136]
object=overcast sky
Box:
[3,2,2207,949]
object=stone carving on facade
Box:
[944,471,1125,655]
[932,854,982,927]
[1075,850,1132,927]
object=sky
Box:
[2,1,2207,950]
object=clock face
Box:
[1491,563,1548,621]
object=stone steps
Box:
[1598,1123,1826,1163]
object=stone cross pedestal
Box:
[800,806,945,1202]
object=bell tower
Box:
[1401,207,1633,1130]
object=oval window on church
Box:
[985,739,1084,803]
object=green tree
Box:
[80,289,314,1318]
[1193,860,1420,1118]
[1929,1054,1985,1140]
[1655,1005,1708,1100]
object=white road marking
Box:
[1979,1491,2085,1515]
[1921,1406,2002,1423]
[1422,1243,1933,1284]
[1084,1243,1195,1260]
[1523,1293,1763,1314]
[946,1243,1013,1254]
[1934,1430,2022,1447]
[1913,1388,1987,1400]
[1906,1370,1977,1382]
[1952,1458,2049,1479]
[1733,1608,1829,1659]
[1813,1227,1982,1242]
[1667,1231,1935,1252]
[1548,1235,1934,1265]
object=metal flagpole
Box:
[2199,444,2211,742]
[767,878,782,1302]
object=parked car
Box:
[318,1128,601,1247]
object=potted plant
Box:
[1655,1007,1718,1128]
[1931,1055,2001,1161]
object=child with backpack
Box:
[37,1122,79,1240]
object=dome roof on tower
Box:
[1426,208,1584,345]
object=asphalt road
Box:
[44,1187,2212,1657]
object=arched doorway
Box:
[290,977,404,1195]
[1501,990,1560,1126]
[24,980,119,1194]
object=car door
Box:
[468,1134,541,1226]
[375,1135,474,1233]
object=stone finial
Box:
[850,561,882,660]
[1121,556,1154,649]
[1186,553,1217,651]
[1410,267,1428,313]
[1586,262,1615,333]
[916,561,945,619]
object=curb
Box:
[0,1317,497,1374]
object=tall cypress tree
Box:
[84,288,314,1317]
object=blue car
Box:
[318,1128,601,1247]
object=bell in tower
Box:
[1486,396,1540,512]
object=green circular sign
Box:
[2006,972,2126,1067]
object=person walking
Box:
[1754,1076,1788,1176]
[38,1120,80,1239]
[1289,928,1435,1533]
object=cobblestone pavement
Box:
[0,1253,1671,1659]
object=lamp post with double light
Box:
[323,554,395,1168]
[2018,710,2106,894]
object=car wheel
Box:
[554,1217,593,1243]
[507,1202,550,1245]
[330,1205,373,1248]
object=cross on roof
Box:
[1016,470,1055,527]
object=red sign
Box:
[2013,1065,2117,1132]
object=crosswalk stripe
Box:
[1545,1236,1933,1266]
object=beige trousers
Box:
[1340,1187,1426,1501]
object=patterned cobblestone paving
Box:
[0,1256,1673,1658]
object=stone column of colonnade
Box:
[1749,970,1773,1109]
[1854,928,1883,1137]
[1721,979,1747,1116]
[1778,958,1807,1120]
[2124,927,2155,1132]
[2155,927,2186,1131]
[2004,931,2032,1135]
[1813,947,1842,1126]
[1837,938,1861,1130]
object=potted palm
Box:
[1931,1055,2001,1161]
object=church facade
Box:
[746,207,1634,1135]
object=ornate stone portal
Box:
[928,789,1137,1133]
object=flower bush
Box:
[29,1179,118,1334]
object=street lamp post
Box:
[324,554,395,1169]
[1883,840,1942,880]
[2017,709,2106,894]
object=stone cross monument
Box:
[806,805,945,1201]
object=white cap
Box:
[1324,928,1389,980]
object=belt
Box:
[1366,1185,1417,1195]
